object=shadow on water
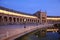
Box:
[15,32,60,40]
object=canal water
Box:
[15,32,60,40]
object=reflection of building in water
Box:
[0,6,60,25]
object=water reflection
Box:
[39,32,60,40]
[15,32,60,40]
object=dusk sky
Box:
[0,0,60,16]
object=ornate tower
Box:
[34,10,47,24]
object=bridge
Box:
[0,24,53,40]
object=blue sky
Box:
[0,0,60,16]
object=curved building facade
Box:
[0,6,60,25]
[0,7,47,25]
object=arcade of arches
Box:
[0,15,41,25]
[0,7,60,25]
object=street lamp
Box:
[24,19,26,28]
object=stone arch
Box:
[9,17,12,22]
[22,18,25,22]
[4,16,7,22]
[34,20,36,22]
[20,18,22,22]
[36,20,37,23]
[28,19,29,22]
[13,18,16,22]
[17,18,19,22]
[32,20,33,23]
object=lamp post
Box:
[24,19,26,28]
